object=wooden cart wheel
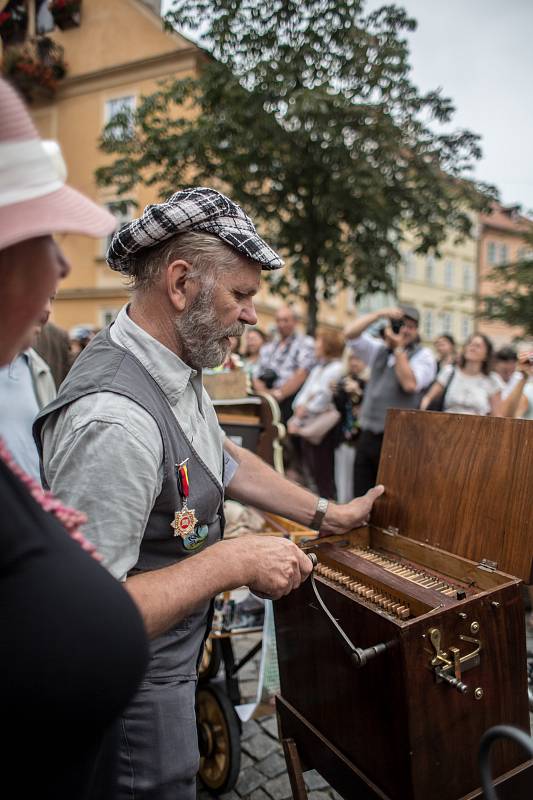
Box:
[197,684,241,794]
[199,638,222,683]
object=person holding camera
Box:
[345,305,436,496]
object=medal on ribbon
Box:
[171,459,198,539]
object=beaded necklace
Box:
[0,438,101,561]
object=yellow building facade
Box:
[28,0,203,330]
[20,0,481,345]
[396,226,478,347]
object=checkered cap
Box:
[106,187,283,273]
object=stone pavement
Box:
[197,619,533,800]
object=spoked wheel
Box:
[197,683,241,794]
[199,638,222,683]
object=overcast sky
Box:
[380,0,533,214]
[163,0,533,213]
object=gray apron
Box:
[35,328,225,800]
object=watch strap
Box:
[310,496,329,531]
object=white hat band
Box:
[0,139,67,208]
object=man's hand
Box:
[220,534,313,600]
[381,307,404,320]
[383,324,410,352]
[321,485,385,536]
[517,351,533,379]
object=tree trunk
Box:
[306,261,319,336]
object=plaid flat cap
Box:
[106,187,283,273]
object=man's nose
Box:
[240,300,257,326]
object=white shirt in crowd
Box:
[292,360,345,414]
[492,370,524,400]
[437,364,500,416]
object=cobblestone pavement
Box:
[197,620,533,800]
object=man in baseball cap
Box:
[345,303,436,495]
[36,186,383,799]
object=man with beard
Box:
[35,188,383,800]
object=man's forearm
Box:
[225,442,318,526]
[394,348,417,393]
[276,368,308,400]
[124,541,243,639]
[225,440,384,539]
[500,375,528,418]
[344,310,381,340]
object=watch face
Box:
[315,497,328,517]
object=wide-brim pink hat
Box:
[0,78,116,251]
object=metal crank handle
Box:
[307,552,393,669]
[436,668,468,694]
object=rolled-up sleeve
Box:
[41,394,163,582]
[223,449,239,486]
[347,333,381,368]
[411,348,437,392]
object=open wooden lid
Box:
[372,410,533,583]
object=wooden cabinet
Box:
[275,410,533,800]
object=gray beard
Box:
[175,286,244,369]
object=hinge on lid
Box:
[478,558,497,572]
[383,526,399,536]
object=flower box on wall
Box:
[0,3,28,46]
[2,37,67,103]
[49,0,82,31]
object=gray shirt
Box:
[42,305,238,581]
[0,349,55,481]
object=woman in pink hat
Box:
[0,79,148,799]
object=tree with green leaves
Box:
[478,238,533,337]
[97,0,493,333]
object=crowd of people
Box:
[1,74,532,799]
[226,307,533,505]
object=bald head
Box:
[276,306,298,339]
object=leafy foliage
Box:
[479,237,533,336]
[97,0,495,332]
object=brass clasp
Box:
[427,627,482,693]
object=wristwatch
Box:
[310,496,329,531]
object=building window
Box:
[444,260,454,289]
[462,263,474,292]
[438,311,453,335]
[402,251,416,280]
[425,255,435,285]
[461,315,472,341]
[499,244,508,265]
[102,200,134,254]
[423,310,434,338]
[487,241,497,265]
[104,95,136,140]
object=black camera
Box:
[258,368,278,389]
[390,318,404,334]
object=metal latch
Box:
[428,627,482,694]
[478,558,497,572]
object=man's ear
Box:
[166,259,193,312]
